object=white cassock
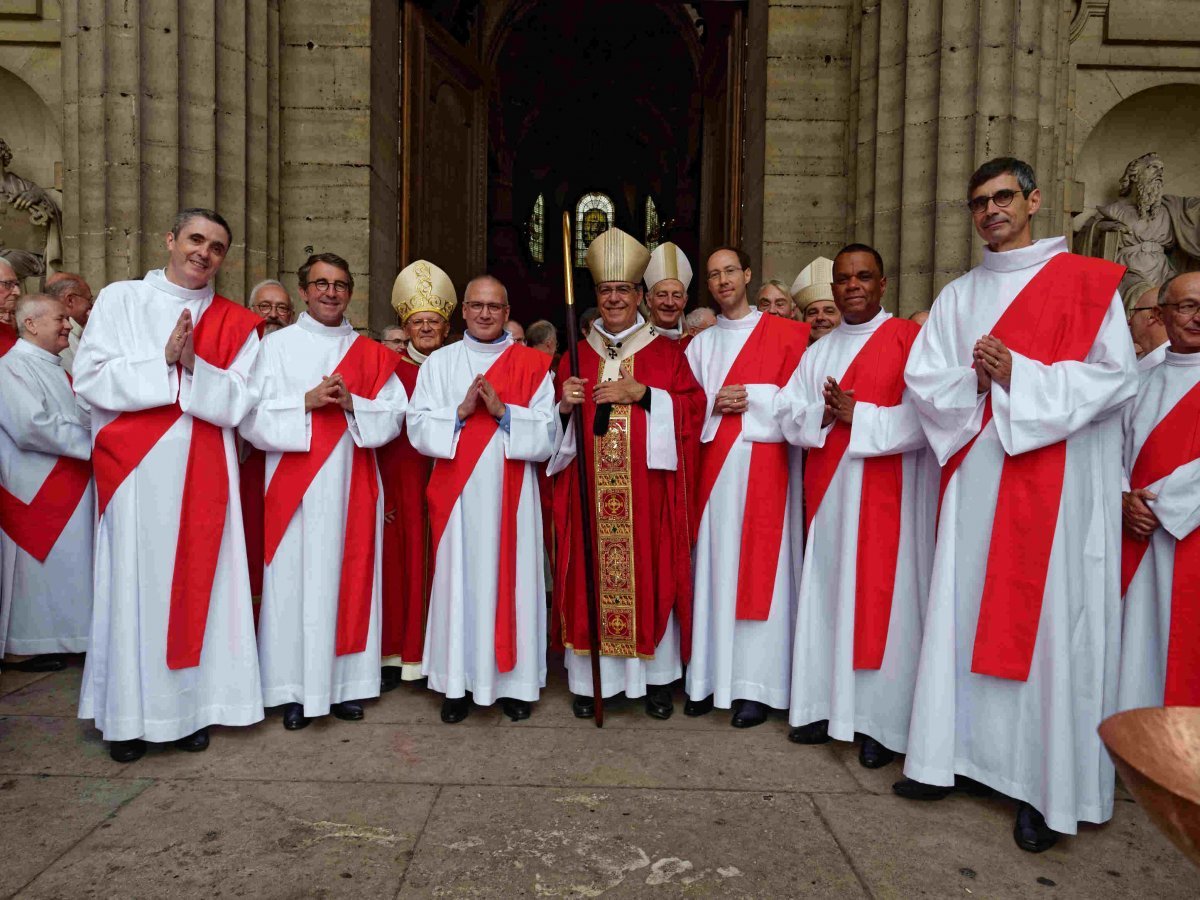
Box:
[1138,341,1168,373]
[1117,349,1200,711]
[240,312,406,715]
[0,339,93,656]
[903,237,1138,834]
[406,334,555,704]
[774,310,934,750]
[684,310,802,710]
[75,270,264,743]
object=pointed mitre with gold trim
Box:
[643,242,693,293]
[586,227,651,285]
[790,256,835,312]
[391,260,457,323]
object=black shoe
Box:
[644,686,674,720]
[731,700,769,729]
[441,696,470,723]
[109,739,146,763]
[892,778,955,801]
[1013,802,1059,853]
[282,702,311,731]
[858,736,895,769]
[380,666,403,693]
[174,727,210,753]
[331,700,364,721]
[500,698,531,722]
[572,694,595,719]
[9,654,67,673]
[683,695,713,717]
[787,719,831,745]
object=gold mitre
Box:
[643,242,693,292]
[586,227,651,285]
[391,260,457,323]
[790,256,835,312]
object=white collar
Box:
[1165,348,1200,366]
[144,268,215,303]
[981,236,1067,273]
[463,331,513,356]
[716,308,760,331]
[13,337,64,365]
[297,311,355,336]
[406,344,429,364]
[594,314,646,343]
[836,307,890,335]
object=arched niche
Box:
[0,65,62,193]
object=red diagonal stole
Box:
[804,317,920,669]
[936,253,1124,681]
[695,315,808,620]
[1120,377,1200,705]
[92,296,260,670]
[426,345,551,673]
[262,336,401,657]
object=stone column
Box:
[61,0,281,301]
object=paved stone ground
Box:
[1,656,1197,898]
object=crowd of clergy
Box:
[1,156,1198,856]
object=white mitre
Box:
[790,256,835,313]
[643,242,693,293]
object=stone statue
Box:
[0,137,63,281]
[1076,153,1200,295]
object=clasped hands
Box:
[558,371,646,414]
[164,309,196,371]
[459,374,507,421]
[305,374,354,412]
[974,335,1012,393]
[1122,488,1160,540]
[821,377,856,427]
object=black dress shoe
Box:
[683,695,713,717]
[858,736,895,769]
[1013,801,1059,853]
[380,666,403,693]
[500,698,531,721]
[174,727,210,753]
[9,654,67,673]
[571,694,595,719]
[644,686,674,720]
[731,700,769,728]
[441,696,470,724]
[282,702,311,731]
[892,777,955,801]
[109,739,146,763]
[331,700,364,721]
[787,719,831,744]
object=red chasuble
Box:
[92,295,260,670]
[804,316,920,669]
[377,351,434,665]
[552,337,704,661]
[937,252,1124,681]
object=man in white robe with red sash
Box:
[684,246,808,728]
[775,244,932,767]
[1118,271,1200,711]
[550,227,704,720]
[75,208,265,763]
[407,274,555,723]
[900,158,1137,852]
[240,252,405,731]
[0,295,93,672]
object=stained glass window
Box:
[574,192,615,268]
[645,196,660,251]
[527,193,545,264]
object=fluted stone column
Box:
[61,0,281,302]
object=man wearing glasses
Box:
[900,158,1137,852]
[44,272,93,374]
[249,280,295,335]
[1124,281,1169,371]
[0,256,20,355]
[241,252,406,732]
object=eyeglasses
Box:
[706,266,745,282]
[1161,300,1200,320]
[463,301,508,314]
[597,284,636,299]
[306,279,351,294]
[0,279,19,292]
[254,302,293,314]
[1126,305,1157,322]
[967,189,1026,215]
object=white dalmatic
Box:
[774,311,934,750]
[903,238,1138,834]
[684,310,802,710]
[240,312,406,716]
[75,270,264,743]
[0,339,93,656]
[407,335,554,705]
[1117,350,1200,711]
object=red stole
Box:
[239,446,266,600]
[93,295,260,670]
[0,322,16,356]
[1121,378,1200,705]
[937,253,1124,681]
[695,314,807,620]
[804,317,919,669]
[262,336,400,657]
[426,344,551,673]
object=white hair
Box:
[685,308,716,329]
[14,293,57,337]
[0,257,16,280]
[249,279,291,306]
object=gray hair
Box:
[381,324,406,340]
[685,307,716,329]
[45,273,89,300]
[526,319,557,347]
[14,293,57,337]
[249,279,291,306]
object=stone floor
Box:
[1,657,1197,899]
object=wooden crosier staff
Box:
[561,211,604,727]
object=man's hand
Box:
[714,384,748,415]
[974,335,1012,389]
[823,377,857,425]
[457,375,484,421]
[165,310,193,366]
[559,375,588,414]
[330,375,354,412]
[383,507,396,524]
[305,374,342,412]
[478,378,506,418]
[1122,488,1160,539]
[593,370,647,406]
